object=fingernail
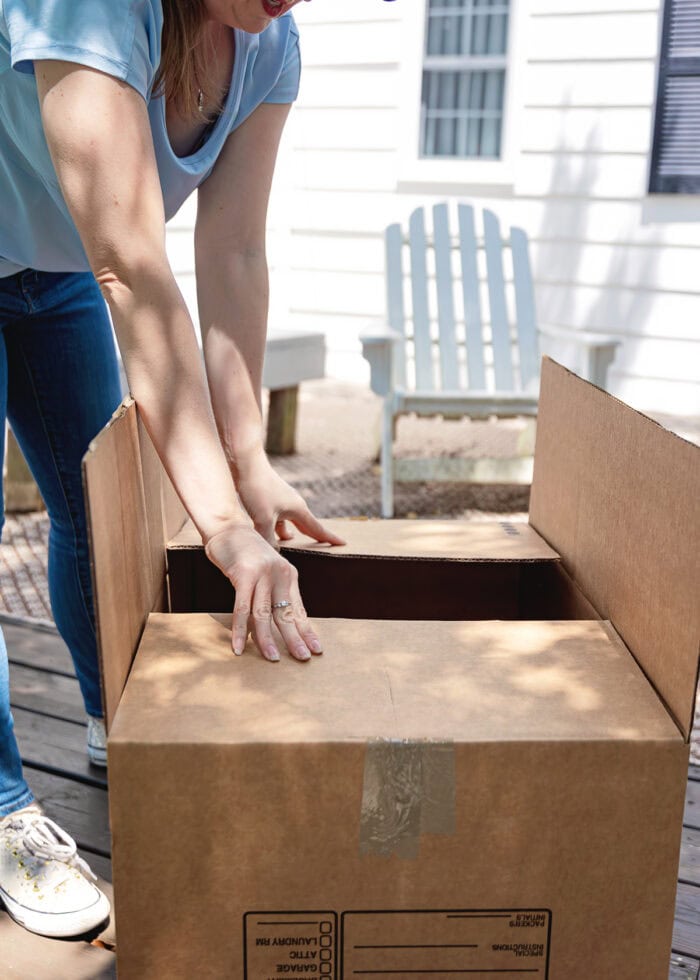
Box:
[233,646,243,657]
[296,645,311,660]
[309,638,323,654]
[266,647,280,662]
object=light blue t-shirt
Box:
[0,0,300,277]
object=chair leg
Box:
[516,417,537,457]
[583,344,617,389]
[380,400,395,519]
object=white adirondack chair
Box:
[360,203,619,518]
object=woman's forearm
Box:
[100,258,249,542]
[196,252,270,472]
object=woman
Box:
[0,0,355,939]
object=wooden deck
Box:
[1,616,699,979]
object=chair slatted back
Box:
[408,208,435,391]
[483,209,515,390]
[457,203,487,390]
[385,222,407,390]
[384,203,540,395]
[511,227,540,392]
[433,203,461,390]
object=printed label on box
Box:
[244,908,550,978]
[244,911,337,979]
[342,909,551,977]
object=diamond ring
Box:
[272,600,292,610]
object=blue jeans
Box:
[0,269,123,816]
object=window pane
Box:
[422,0,509,159]
[421,68,504,158]
[425,0,510,58]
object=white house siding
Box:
[167,0,700,417]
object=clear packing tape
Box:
[359,739,456,860]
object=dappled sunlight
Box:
[111,614,680,749]
[510,665,601,713]
[282,516,558,561]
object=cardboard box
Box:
[167,513,565,620]
[82,359,700,979]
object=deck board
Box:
[686,778,700,831]
[9,662,86,724]
[0,913,117,979]
[680,829,700,887]
[11,705,107,789]
[671,953,700,980]
[1,618,74,675]
[1,618,699,976]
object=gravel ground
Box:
[1,378,698,758]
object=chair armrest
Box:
[360,322,403,397]
[539,325,621,350]
[538,326,620,388]
[359,321,404,346]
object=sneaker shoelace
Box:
[5,811,97,884]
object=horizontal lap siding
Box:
[163,0,699,415]
[517,1,700,412]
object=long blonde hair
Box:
[152,0,226,121]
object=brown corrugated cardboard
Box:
[530,359,700,739]
[108,613,686,979]
[169,514,559,560]
[166,516,564,620]
[82,400,167,729]
[80,358,700,979]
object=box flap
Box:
[530,358,700,740]
[110,613,680,745]
[82,398,187,730]
[169,516,560,563]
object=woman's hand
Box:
[232,448,347,550]
[204,521,323,662]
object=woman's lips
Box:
[261,0,286,16]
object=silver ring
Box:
[272,599,292,610]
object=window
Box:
[649,0,700,193]
[420,0,511,160]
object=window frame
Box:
[648,0,700,194]
[396,0,525,192]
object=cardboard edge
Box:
[531,358,700,743]
[537,356,700,453]
[166,540,561,565]
[81,396,137,721]
[599,620,686,741]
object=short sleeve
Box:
[2,0,161,102]
[263,22,301,105]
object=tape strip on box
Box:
[359,738,456,859]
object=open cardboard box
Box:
[82,359,700,979]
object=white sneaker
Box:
[0,803,110,937]
[87,715,107,768]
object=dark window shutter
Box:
[649,0,700,193]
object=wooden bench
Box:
[3,328,325,514]
[262,328,325,455]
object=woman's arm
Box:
[195,102,345,548]
[34,60,320,662]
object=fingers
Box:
[217,522,323,664]
[270,565,313,662]
[275,518,295,541]
[231,583,252,656]
[287,574,323,655]
[286,508,347,546]
[249,578,281,662]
